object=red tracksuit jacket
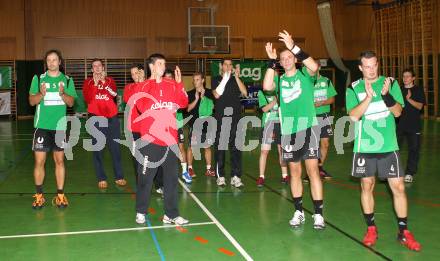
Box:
[134,78,188,146]
[123,82,141,133]
[82,77,118,118]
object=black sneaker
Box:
[319,166,332,179]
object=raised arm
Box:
[263,42,278,91]
[278,30,319,76]
[233,64,248,97]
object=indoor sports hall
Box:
[0,1,439,260]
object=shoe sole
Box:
[363,235,378,247]
[163,220,189,226]
[364,241,376,247]
[289,220,305,227]
[313,225,326,230]
[398,240,421,251]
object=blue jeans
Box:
[91,115,124,181]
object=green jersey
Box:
[29,72,77,131]
[275,67,318,135]
[176,111,184,129]
[346,76,404,153]
[258,90,279,127]
[313,75,337,115]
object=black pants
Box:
[214,112,242,178]
[397,130,421,176]
[136,142,179,218]
[131,132,163,188]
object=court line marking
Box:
[242,173,392,261]
[0,221,215,240]
[178,179,253,261]
[146,216,165,261]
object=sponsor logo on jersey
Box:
[151,101,173,110]
[95,94,110,101]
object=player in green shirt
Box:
[312,70,337,180]
[256,89,288,187]
[28,49,77,209]
[263,30,325,230]
[346,50,420,251]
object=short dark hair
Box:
[148,53,166,64]
[402,68,415,77]
[129,63,144,70]
[193,72,205,79]
[91,58,104,67]
[358,50,377,65]
[221,58,233,65]
[44,49,63,63]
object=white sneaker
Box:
[404,174,413,183]
[156,187,163,194]
[163,215,189,225]
[217,177,226,186]
[136,213,145,224]
[231,176,244,188]
[289,210,305,227]
[312,214,325,230]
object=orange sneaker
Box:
[32,193,46,209]
[53,193,69,208]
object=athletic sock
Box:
[36,185,43,194]
[313,200,323,215]
[293,197,303,212]
[206,165,211,170]
[397,217,408,233]
[57,189,64,195]
[364,213,376,227]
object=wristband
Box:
[381,93,396,107]
[290,45,310,61]
[267,59,277,70]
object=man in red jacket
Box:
[134,53,189,225]
[82,58,126,189]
